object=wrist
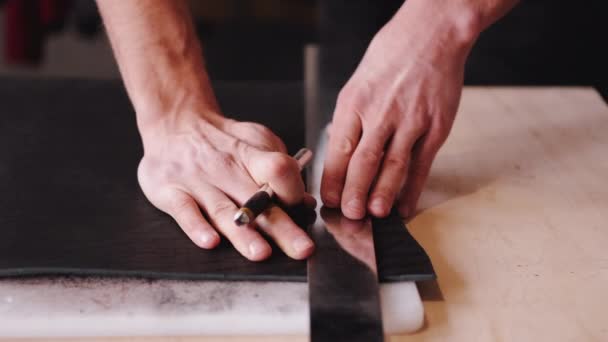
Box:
[386,0,483,61]
[137,100,225,149]
[131,57,226,141]
[132,61,220,122]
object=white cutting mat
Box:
[0,277,423,337]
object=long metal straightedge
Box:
[307,207,384,341]
[304,45,384,341]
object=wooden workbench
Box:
[11,87,608,341]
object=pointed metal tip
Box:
[233,209,251,226]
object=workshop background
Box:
[0,0,605,99]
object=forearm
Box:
[97,0,220,131]
[380,0,519,62]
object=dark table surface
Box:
[0,78,434,282]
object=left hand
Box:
[321,2,480,219]
[138,112,316,261]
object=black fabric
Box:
[0,78,435,282]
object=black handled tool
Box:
[233,148,313,226]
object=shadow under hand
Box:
[320,207,377,271]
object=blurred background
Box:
[0,0,605,99]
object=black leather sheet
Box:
[0,78,434,282]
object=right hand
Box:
[137,111,316,261]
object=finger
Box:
[368,121,427,217]
[223,176,315,260]
[191,185,272,261]
[164,190,220,249]
[397,128,443,218]
[303,193,317,209]
[339,214,367,235]
[244,149,306,206]
[256,206,315,259]
[321,111,362,208]
[340,125,392,219]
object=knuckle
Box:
[369,120,393,137]
[333,135,356,156]
[267,153,298,180]
[405,113,430,134]
[234,139,253,163]
[433,117,450,135]
[428,124,450,147]
[356,147,381,165]
[384,155,409,173]
[159,162,183,182]
[168,193,192,216]
[337,80,372,105]
[139,157,178,183]
[249,122,275,139]
[208,151,238,174]
[243,122,285,151]
[336,87,355,107]
[208,200,234,218]
[336,89,367,117]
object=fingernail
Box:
[249,240,268,258]
[371,198,387,215]
[200,231,219,246]
[292,237,314,254]
[346,198,364,217]
[324,190,340,206]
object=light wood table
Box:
[13,87,608,341]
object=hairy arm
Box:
[96,0,219,131]
[97,0,315,261]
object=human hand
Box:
[98,0,319,261]
[137,111,316,261]
[321,1,481,219]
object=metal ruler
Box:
[307,207,384,341]
[305,114,384,341]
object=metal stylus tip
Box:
[233,208,253,226]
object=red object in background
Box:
[4,0,70,65]
[40,0,70,30]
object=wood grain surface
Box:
[10,86,605,341]
[408,87,608,341]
